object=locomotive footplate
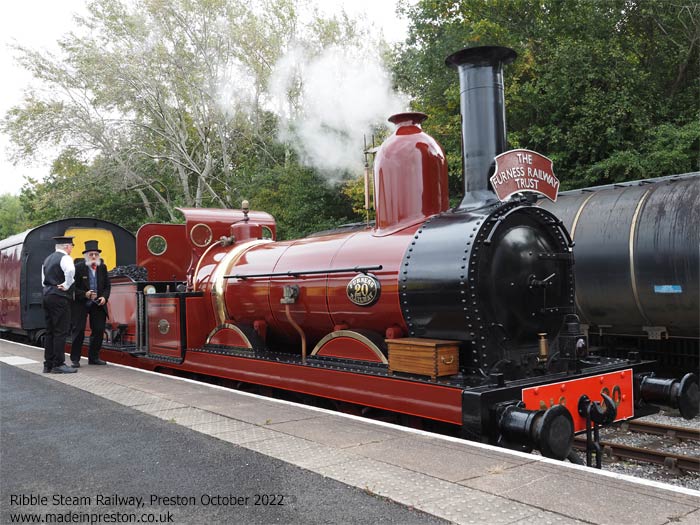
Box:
[130,342,698,463]
[191,344,477,388]
[101,341,143,355]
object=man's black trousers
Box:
[70,303,107,363]
[43,294,70,368]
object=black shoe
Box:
[43,366,52,373]
[51,364,78,374]
[88,359,107,365]
[71,361,81,368]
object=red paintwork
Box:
[207,327,252,348]
[178,208,277,286]
[522,369,634,433]
[0,241,22,329]
[373,113,448,234]
[99,347,464,425]
[185,296,214,349]
[194,238,282,329]
[325,229,414,330]
[105,279,139,344]
[314,336,385,363]
[207,227,417,347]
[136,224,190,282]
[146,296,182,359]
[265,235,343,341]
[178,208,276,244]
[231,222,264,243]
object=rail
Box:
[618,420,700,442]
[573,438,700,472]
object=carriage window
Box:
[147,235,167,256]
[262,226,273,240]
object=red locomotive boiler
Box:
[90,47,698,464]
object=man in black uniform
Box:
[70,240,111,367]
[42,236,78,374]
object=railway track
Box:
[618,420,700,442]
[573,439,700,473]
[574,420,700,473]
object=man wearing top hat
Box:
[70,240,111,367]
[41,236,78,374]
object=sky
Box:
[0,0,414,197]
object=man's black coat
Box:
[73,259,111,308]
[71,259,111,363]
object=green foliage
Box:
[588,120,700,182]
[0,194,29,238]
[247,166,357,239]
[18,150,165,233]
[392,0,700,189]
[342,174,375,221]
[7,0,695,240]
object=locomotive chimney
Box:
[446,46,516,207]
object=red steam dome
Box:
[373,112,448,233]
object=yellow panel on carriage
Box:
[64,228,116,270]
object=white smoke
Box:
[212,60,258,120]
[268,44,409,178]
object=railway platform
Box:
[1,338,698,525]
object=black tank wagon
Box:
[539,173,700,372]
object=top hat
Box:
[82,240,102,254]
[52,236,75,245]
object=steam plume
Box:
[268,45,408,178]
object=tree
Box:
[3,0,368,226]
[392,0,699,189]
[249,166,356,239]
[0,194,28,238]
[18,149,165,233]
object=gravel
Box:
[594,408,700,491]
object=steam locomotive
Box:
[2,46,697,464]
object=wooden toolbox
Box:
[386,338,460,380]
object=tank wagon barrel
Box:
[538,173,699,340]
[538,173,699,374]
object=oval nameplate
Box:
[346,273,381,307]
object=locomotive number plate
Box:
[346,273,381,307]
[522,369,634,434]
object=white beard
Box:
[84,257,102,266]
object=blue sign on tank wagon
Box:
[654,285,683,293]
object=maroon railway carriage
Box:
[0,218,135,345]
[80,46,697,465]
